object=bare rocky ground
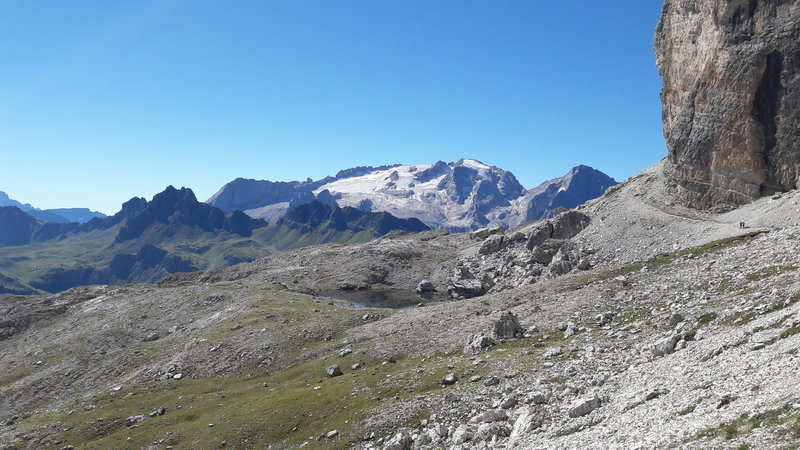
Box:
[1,162,800,449]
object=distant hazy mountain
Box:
[0,191,106,223]
[208,160,617,231]
[0,187,431,294]
[0,206,40,246]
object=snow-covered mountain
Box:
[208,160,617,231]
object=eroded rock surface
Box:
[656,0,800,209]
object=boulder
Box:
[649,334,682,357]
[479,235,505,255]
[384,429,413,450]
[668,312,685,326]
[568,395,601,418]
[526,223,554,249]
[451,425,473,445]
[550,210,591,239]
[415,280,435,293]
[469,409,508,424]
[125,414,148,427]
[448,279,485,299]
[463,333,496,355]
[326,365,343,378]
[751,329,782,345]
[508,407,544,446]
[442,373,459,385]
[492,311,524,340]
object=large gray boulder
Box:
[492,311,524,340]
[568,395,602,418]
[479,234,505,255]
[463,333,496,355]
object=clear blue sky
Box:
[0,1,666,215]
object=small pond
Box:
[318,289,451,309]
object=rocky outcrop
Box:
[656,0,800,209]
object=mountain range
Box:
[0,191,106,223]
[1,3,798,448]
[0,187,428,295]
[208,160,617,231]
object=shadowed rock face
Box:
[656,0,800,210]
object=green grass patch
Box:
[745,265,798,282]
[690,403,800,443]
[554,419,603,437]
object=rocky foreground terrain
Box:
[1,161,799,449]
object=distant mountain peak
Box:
[0,190,106,223]
[208,160,618,231]
[115,186,266,243]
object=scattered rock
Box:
[568,395,601,418]
[383,428,413,450]
[326,365,343,378]
[716,394,737,409]
[451,425,472,445]
[484,376,500,387]
[125,415,148,427]
[492,311,524,339]
[649,334,681,357]
[415,280,436,293]
[668,313,685,326]
[463,333,495,355]
[751,329,781,345]
[645,389,668,401]
[469,409,508,424]
[479,235,505,255]
[442,373,459,385]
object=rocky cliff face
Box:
[656,0,800,209]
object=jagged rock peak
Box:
[115,186,266,243]
[656,0,800,210]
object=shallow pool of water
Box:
[318,289,450,309]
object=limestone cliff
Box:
[656,0,799,209]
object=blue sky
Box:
[0,1,666,214]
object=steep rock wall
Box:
[656,0,799,209]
